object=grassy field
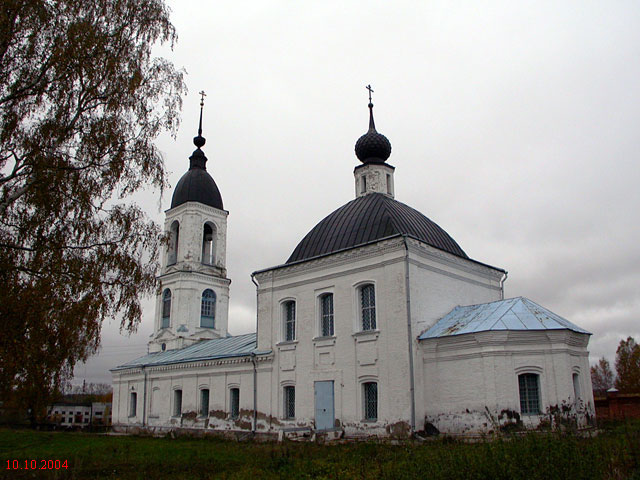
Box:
[1,423,639,479]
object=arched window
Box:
[572,373,581,403]
[360,284,376,331]
[168,220,179,265]
[161,289,171,328]
[129,392,137,417]
[201,289,216,328]
[202,223,216,265]
[320,293,334,337]
[283,301,296,342]
[518,373,541,415]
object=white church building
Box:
[111,95,594,437]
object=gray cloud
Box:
[74,0,640,384]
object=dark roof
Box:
[354,102,392,164]
[286,193,468,263]
[171,166,224,210]
[170,117,224,210]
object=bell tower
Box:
[149,92,231,353]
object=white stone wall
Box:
[354,163,395,198]
[112,356,274,432]
[419,330,595,435]
[406,238,504,430]
[254,236,505,437]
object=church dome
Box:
[286,193,467,263]
[170,96,224,210]
[170,161,224,210]
[355,103,392,163]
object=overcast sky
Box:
[74,0,640,384]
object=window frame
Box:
[572,372,581,404]
[283,386,295,420]
[358,283,377,331]
[161,288,171,329]
[129,392,137,418]
[200,289,216,328]
[518,373,541,415]
[167,220,179,265]
[201,222,216,265]
[230,387,240,420]
[282,300,296,342]
[173,389,183,417]
[362,381,378,421]
[319,293,335,337]
[200,388,210,417]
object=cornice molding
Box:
[114,353,274,376]
[164,201,229,218]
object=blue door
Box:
[314,381,334,430]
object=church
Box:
[111,91,595,437]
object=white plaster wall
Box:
[255,238,413,436]
[420,330,595,435]
[112,357,273,431]
[407,238,504,430]
[253,236,507,436]
[354,163,395,198]
[149,201,231,353]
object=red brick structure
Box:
[594,389,640,420]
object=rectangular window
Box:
[173,389,182,417]
[386,174,391,194]
[518,373,541,415]
[200,389,210,417]
[363,382,378,421]
[230,388,240,419]
[321,294,334,337]
[284,301,296,341]
[361,176,367,194]
[283,386,295,419]
[129,392,137,417]
[360,284,376,331]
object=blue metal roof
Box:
[112,333,260,370]
[419,297,590,340]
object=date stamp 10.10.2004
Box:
[6,459,69,470]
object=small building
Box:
[47,402,112,427]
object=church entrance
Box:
[314,381,334,431]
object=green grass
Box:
[1,423,639,479]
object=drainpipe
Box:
[402,235,416,433]
[250,273,260,434]
[142,366,148,427]
[499,271,508,300]
[251,352,257,434]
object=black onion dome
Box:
[286,193,467,263]
[170,97,224,210]
[355,103,392,163]
[171,166,223,209]
[170,147,223,209]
